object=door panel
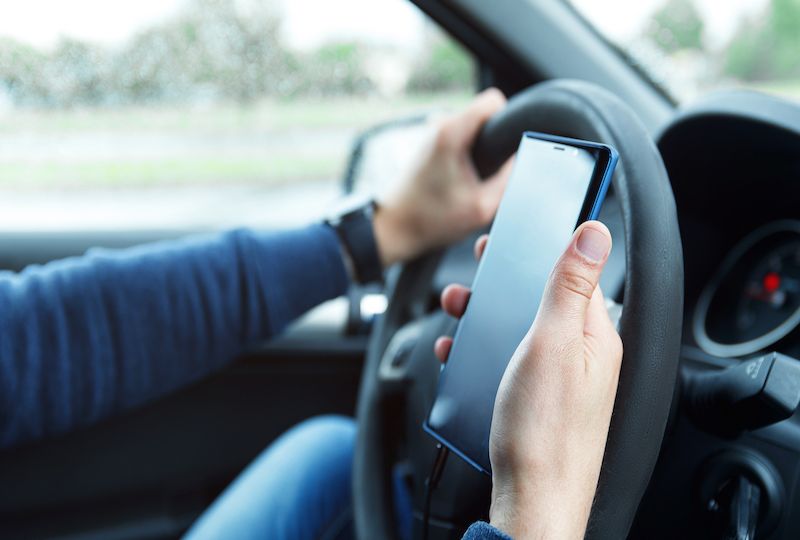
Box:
[0,339,365,539]
[0,226,366,539]
[0,227,366,538]
[0,231,192,272]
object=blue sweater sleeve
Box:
[0,224,349,448]
[462,522,513,540]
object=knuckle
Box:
[546,340,575,361]
[531,330,579,361]
[555,267,596,302]
[475,197,493,223]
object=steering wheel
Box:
[353,79,684,540]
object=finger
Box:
[584,287,624,370]
[441,283,471,318]
[434,336,453,363]
[478,155,514,216]
[474,234,489,261]
[536,221,612,335]
[583,286,614,340]
[452,87,506,150]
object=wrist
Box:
[325,199,383,284]
[489,476,592,540]
[372,201,426,267]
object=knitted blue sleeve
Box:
[462,521,514,540]
[0,224,349,448]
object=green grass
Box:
[0,155,343,188]
[0,93,472,133]
[750,79,800,101]
[0,93,471,190]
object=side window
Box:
[570,0,800,103]
[0,0,475,231]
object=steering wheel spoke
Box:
[378,319,426,386]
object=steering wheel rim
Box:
[354,79,684,539]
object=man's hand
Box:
[436,222,623,540]
[373,88,512,267]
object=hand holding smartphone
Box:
[424,132,618,474]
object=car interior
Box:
[1,0,800,539]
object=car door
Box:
[0,2,483,537]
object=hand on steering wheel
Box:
[372,88,513,268]
[434,222,623,539]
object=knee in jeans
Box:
[277,414,357,456]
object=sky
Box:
[0,0,772,52]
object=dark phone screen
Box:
[425,134,607,473]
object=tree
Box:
[406,38,474,93]
[0,38,50,106]
[44,38,109,106]
[3,0,299,107]
[645,0,704,54]
[724,0,800,81]
[295,42,373,96]
[113,0,298,104]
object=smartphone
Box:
[424,131,618,474]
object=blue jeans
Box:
[184,415,412,540]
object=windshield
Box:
[570,0,800,103]
[0,0,473,231]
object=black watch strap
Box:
[326,201,383,284]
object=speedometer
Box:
[694,220,800,357]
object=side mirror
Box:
[341,114,437,198]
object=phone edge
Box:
[422,133,619,475]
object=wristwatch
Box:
[325,198,383,284]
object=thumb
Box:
[537,221,612,335]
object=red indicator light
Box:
[763,272,781,293]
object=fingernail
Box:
[576,227,610,263]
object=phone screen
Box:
[424,132,616,473]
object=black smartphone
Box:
[424,131,618,474]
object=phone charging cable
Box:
[422,443,450,540]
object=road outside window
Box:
[0,0,474,231]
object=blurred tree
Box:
[0,38,49,106]
[725,0,800,81]
[185,0,298,101]
[645,0,704,53]
[114,0,298,104]
[110,24,187,103]
[298,42,373,96]
[3,0,300,107]
[406,38,473,93]
[45,38,109,107]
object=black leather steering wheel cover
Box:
[354,252,445,540]
[354,79,684,539]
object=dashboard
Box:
[663,91,800,363]
[427,89,800,539]
[632,90,800,539]
[694,220,800,359]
